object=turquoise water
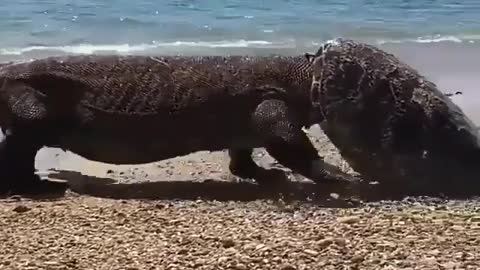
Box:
[0,0,480,57]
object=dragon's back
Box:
[0,54,307,117]
[0,54,313,164]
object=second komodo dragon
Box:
[0,54,354,195]
[307,38,480,195]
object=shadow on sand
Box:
[25,169,476,207]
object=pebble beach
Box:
[1,1,480,269]
[1,128,479,270]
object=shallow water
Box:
[1,0,480,54]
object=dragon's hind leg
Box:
[0,80,68,196]
[0,127,67,196]
[228,148,259,179]
[252,99,359,184]
[228,148,286,184]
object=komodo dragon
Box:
[306,38,480,195]
[0,54,355,195]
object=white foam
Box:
[324,38,342,46]
[0,44,154,55]
[1,35,478,57]
[0,39,281,56]
[415,35,463,43]
[377,35,471,45]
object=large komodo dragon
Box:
[306,38,480,195]
[0,54,355,195]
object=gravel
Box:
[0,126,479,269]
[0,196,478,270]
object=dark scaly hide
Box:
[0,54,351,194]
[308,38,480,195]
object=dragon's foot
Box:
[0,174,68,196]
[309,160,362,184]
[253,167,289,186]
[229,167,289,186]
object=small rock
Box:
[304,249,319,256]
[280,263,297,270]
[221,238,235,248]
[177,249,188,255]
[441,261,459,269]
[379,241,397,248]
[351,255,364,263]
[337,216,360,224]
[334,238,347,247]
[450,225,465,231]
[234,263,247,270]
[434,235,447,243]
[217,257,229,263]
[43,261,60,266]
[272,257,282,262]
[106,169,114,174]
[255,244,266,250]
[421,257,437,265]
[469,216,480,222]
[404,235,418,242]
[224,247,238,255]
[155,204,166,209]
[13,205,30,213]
[318,237,334,248]
[242,243,257,250]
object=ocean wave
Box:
[0,40,285,55]
[376,34,480,45]
[1,35,479,56]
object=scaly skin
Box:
[308,38,480,195]
[0,54,354,195]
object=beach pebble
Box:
[12,205,30,213]
[337,215,360,224]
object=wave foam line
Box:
[2,35,479,56]
[377,34,480,45]
[0,40,285,55]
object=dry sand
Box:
[1,126,479,270]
